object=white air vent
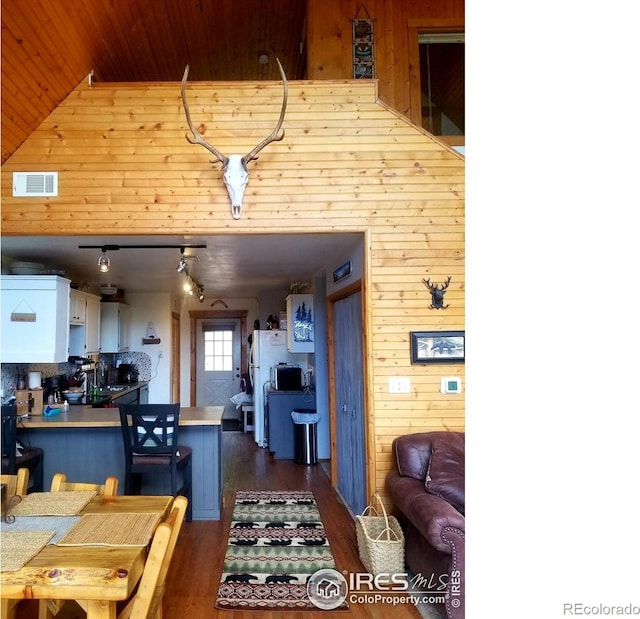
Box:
[13,172,58,197]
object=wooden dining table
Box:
[1,494,174,619]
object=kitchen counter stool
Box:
[1,404,43,493]
[119,403,192,521]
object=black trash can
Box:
[291,409,320,464]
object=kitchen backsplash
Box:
[1,351,153,400]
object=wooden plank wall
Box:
[0,78,464,500]
[307,0,465,120]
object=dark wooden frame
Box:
[410,330,464,364]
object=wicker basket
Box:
[355,493,405,576]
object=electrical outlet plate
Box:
[388,377,411,394]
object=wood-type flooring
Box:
[15,430,426,619]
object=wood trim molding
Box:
[188,309,248,406]
[326,279,365,489]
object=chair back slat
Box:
[50,472,119,497]
[119,404,181,457]
[1,468,29,496]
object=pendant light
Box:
[97,248,110,272]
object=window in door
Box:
[204,329,233,371]
[419,33,465,143]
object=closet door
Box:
[333,290,366,515]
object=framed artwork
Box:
[352,10,374,79]
[333,260,352,283]
[411,331,465,364]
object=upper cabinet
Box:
[69,289,86,325]
[68,290,101,356]
[0,275,71,363]
[286,294,315,353]
[100,302,131,352]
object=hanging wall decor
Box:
[352,5,375,79]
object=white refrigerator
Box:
[249,330,304,447]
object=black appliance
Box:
[118,364,139,384]
[43,374,69,404]
[271,365,303,391]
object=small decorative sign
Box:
[10,300,36,322]
[333,260,353,283]
[142,321,161,345]
[352,5,375,79]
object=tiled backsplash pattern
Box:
[1,351,152,400]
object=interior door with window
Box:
[196,320,242,420]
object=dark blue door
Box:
[334,290,366,515]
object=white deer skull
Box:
[180,59,288,220]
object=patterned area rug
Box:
[215,490,347,610]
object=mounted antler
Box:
[422,276,452,309]
[180,58,288,220]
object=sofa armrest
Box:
[386,472,464,554]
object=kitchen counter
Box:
[68,381,149,408]
[21,405,223,427]
[16,405,224,519]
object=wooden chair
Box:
[119,404,192,521]
[45,496,188,619]
[1,467,29,496]
[1,403,43,492]
[39,473,120,618]
[120,495,188,619]
[50,472,119,497]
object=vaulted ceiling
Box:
[1,0,307,164]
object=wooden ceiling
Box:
[1,0,307,164]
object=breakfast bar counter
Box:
[16,406,224,520]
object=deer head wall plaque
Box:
[180,59,288,220]
[423,276,452,309]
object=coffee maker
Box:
[43,374,69,403]
[118,364,139,384]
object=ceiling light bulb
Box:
[197,287,205,302]
[183,276,193,292]
[98,251,110,273]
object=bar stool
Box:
[1,404,43,493]
[118,403,193,521]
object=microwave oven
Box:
[271,365,303,391]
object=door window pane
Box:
[203,330,233,372]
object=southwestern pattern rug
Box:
[215,490,348,610]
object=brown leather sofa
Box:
[385,432,465,619]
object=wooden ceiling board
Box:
[1,0,307,164]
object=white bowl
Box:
[63,390,84,402]
[11,261,44,275]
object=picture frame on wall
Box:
[411,331,465,364]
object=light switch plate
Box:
[388,377,411,394]
[440,377,461,394]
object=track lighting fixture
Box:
[97,248,110,273]
[183,274,194,292]
[197,286,205,302]
[176,248,187,273]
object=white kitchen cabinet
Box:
[68,290,101,356]
[69,289,86,325]
[100,302,131,352]
[286,294,315,353]
[1,275,71,363]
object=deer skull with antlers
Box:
[180,59,288,219]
